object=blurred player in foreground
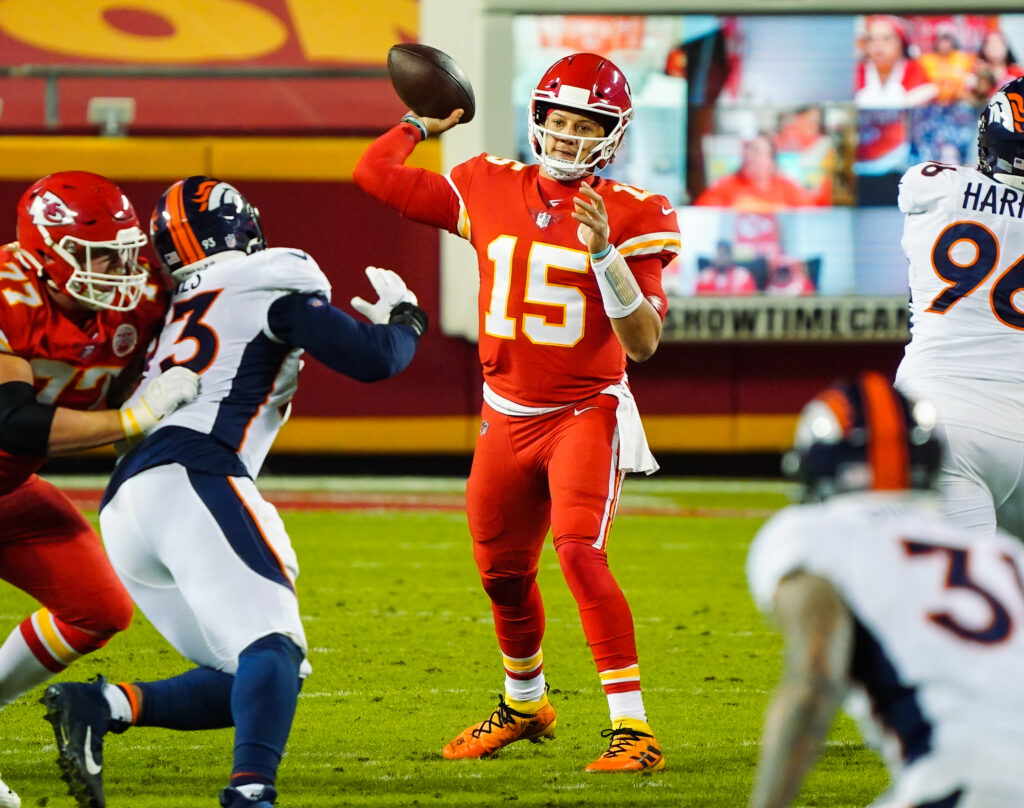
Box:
[356,51,679,771]
[747,370,1024,808]
[41,176,427,808]
[0,172,197,808]
[895,76,1024,538]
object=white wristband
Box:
[591,246,643,319]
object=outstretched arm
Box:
[748,571,853,808]
[267,269,427,383]
[353,110,464,230]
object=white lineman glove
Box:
[350,266,418,325]
[119,366,200,438]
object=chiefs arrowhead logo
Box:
[28,191,77,226]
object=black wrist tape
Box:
[389,302,428,337]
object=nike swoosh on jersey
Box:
[574,407,598,416]
[84,727,102,775]
[661,206,674,216]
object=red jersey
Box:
[355,126,680,407]
[0,243,167,493]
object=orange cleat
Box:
[585,722,665,773]
[442,695,556,759]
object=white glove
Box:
[350,266,418,325]
[119,365,200,438]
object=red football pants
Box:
[0,475,132,634]
[466,395,639,678]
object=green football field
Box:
[0,476,888,808]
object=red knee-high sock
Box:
[556,540,640,695]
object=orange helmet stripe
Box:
[165,181,204,266]
[862,371,909,490]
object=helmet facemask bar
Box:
[529,93,632,181]
[43,225,148,311]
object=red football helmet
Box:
[528,52,634,181]
[16,171,148,311]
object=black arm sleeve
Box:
[0,381,56,455]
[267,293,420,382]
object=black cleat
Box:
[41,677,124,808]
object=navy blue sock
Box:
[230,633,303,788]
[135,667,235,729]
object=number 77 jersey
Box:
[447,155,679,407]
[898,161,1024,386]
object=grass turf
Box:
[0,478,888,807]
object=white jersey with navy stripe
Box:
[135,248,330,478]
[747,492,1024,788]
[895,162,1024,438]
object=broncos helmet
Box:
[16,171,148,311]
[978,77,1024,190]
[150,176,265,282]
[528,52,634,181]
[782,371,942,502]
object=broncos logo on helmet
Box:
[783,371,942,502]
[978,76,1024,191]
[151,175,266,282]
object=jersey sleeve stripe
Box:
[444,175,471,240]
[618,231,682,257]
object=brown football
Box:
[387,43,476,124]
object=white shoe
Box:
[0,774,19,808]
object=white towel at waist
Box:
[601,378,659,475]
[481,380,658,475]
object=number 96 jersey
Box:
[896,161,1024,436]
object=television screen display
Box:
[512,13,1024,339]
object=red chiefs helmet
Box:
[16,171,148,311]
[528,52,634,181]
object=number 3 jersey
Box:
[0,243,167,494]
[895,162,1024,436]
[747,492,1024,773]
[448,155,679,407]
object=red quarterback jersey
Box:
[449,155,679,406]
[0,243,167,493]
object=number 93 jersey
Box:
[747,492,1024,775]
[132,248,330,479]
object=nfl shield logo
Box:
[536,212,551,228]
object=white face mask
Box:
[49,226,149,311]
[528,100,632,181]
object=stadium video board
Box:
[512,13,1024,340]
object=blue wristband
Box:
[400,114,428,142]
[590,244,612,261]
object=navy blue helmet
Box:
[978,76,1024,191]
[782,371,942,502]
[150,176,265,281]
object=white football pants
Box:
[99,463,308,674]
